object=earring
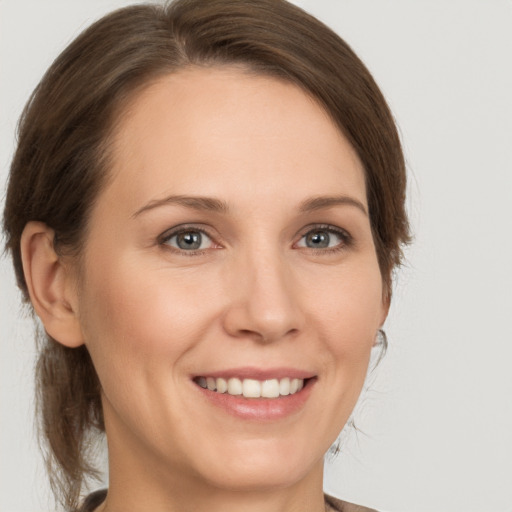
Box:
[369,328,388,369]
[376,328,388,350]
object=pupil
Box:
[307,231,329,248]
[178,232,201,250]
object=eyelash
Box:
[158,224,353,256]
[158,225,216,256]
[295,224,353,254]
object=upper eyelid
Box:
[296,223,351,238]
[157,222,351,247]
[158,224,216,243]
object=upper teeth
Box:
[196,377,305,398]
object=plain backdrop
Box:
[1,1,511,511]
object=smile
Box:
[192,368,317,420]
[195,376,305,398]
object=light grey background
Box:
[1,1,511,511]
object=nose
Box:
[222,248,303,344]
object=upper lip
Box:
[192,367,317,381]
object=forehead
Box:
[104,66,366,211]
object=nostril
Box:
[221,281,302,343]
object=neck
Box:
[100,433,326,512]
[102,470,326,512]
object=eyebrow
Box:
[132,193,367,218]
[299,195,368,216]
[132,195,229,218]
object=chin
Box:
[193,436,324,492]
[202,463,314,493]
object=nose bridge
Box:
[223,239,302,342]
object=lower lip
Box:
[194,379,316,421]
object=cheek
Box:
[76,257,218,446]
[310,262,384,397]
[313,263,384,344]
[78,257,209,378]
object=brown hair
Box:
[2,0,410,509]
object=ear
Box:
[20,221,84,347]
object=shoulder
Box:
[324,493,379,512]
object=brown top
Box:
[79,489,377,512]
[325,494,378,512]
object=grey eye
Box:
[166,230,213,251]
[296,228,346,250]
[305,231,331,248]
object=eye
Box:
[161,228,214,252]
[295,226,350,251]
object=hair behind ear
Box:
[20,221,104,509]
[36,339,104,511]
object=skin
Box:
[22,67,388,512]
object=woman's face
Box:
[76,67,387,493]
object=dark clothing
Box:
[79,489,377,512]
[325,493,378,512]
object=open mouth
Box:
[193,376,313,399]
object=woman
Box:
[2,1,409,511]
